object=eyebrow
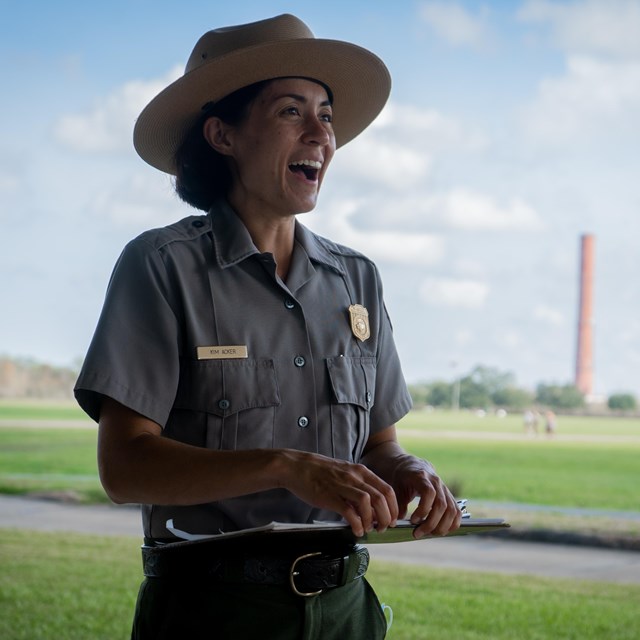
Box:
[273,93,332,107]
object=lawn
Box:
[1,414,638,512]
[1,529,638,640]
[0,427,106,502]
[398,436,639,511]
[1,405,639,638]
[398,408,640,437]
[0,399,87,422]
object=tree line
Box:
[408,365,638,413]
[1,355,637,412]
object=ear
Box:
[203,116,235,156]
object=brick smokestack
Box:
[575,234,595,396]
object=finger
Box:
[368,488,394,532]
[414,490,447,535]
[342,479,397,535]
[414,490,461,538]
[368,478,399,531]
[348,464,399,531]
[409,483,437,524]
[340,502,366,538]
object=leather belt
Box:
[141,544,369,597]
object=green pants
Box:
[131,575,387,639]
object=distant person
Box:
[545,410,557,437]
[523,409,539,436]
[74,14,461,639]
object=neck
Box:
[229,199,296,281]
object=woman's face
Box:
[219,77,336,218]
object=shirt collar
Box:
[294,221,346,276]
[208,198,345,277]
[208,199,261,268]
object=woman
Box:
[75,14,461,639]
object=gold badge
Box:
[348,304,370,342]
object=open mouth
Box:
[288,159,321,182]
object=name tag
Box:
[196,345,248,360]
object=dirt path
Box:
[1,495,639,585]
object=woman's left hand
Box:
[390,454,461,538]
[361,425,462,539]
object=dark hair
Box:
[173,81,270,212]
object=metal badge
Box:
[348,304,370,342]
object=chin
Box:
[291,197,319,215]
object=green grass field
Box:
[1,405,639,638]
[2,405,638,512]
[0,399,87,421]
[1,529,639,640]
[398,408,640,436]
[0,427,106,502]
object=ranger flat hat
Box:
[133,13,391,175]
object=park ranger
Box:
[75,14,461,639]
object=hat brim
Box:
[133,39,391,174]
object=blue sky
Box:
[2,0,640,397]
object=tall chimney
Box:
[575,234,595,396]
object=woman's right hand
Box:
[274,449,399,537]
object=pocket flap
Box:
[174,358,280,417]
[326,356,376,410]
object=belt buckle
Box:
[289,551,323,597]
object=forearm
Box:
[360,438,410,486]
[99,398,400,535]
[97,395,297,505]
[99,430,287,505]
[361,424,461,535]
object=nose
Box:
[302,115,333,147]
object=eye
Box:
[320,112,333,123]
[282,106,301,116]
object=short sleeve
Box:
[368,271,413,432]
[74,236,180,426]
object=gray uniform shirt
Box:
[75,199,412,539]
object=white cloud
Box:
[419,276,489,308]
[333,136,432,190]
[54,66,182,153]
[359,189,542,232]
[520,55,640,143]
[519,0,640,58]
[535,304,566,327]
[91,170,182,228]
[331,101,487,191]
[452,258,488,278]
[436,188,543,231]
[498,330,522,349]
[419,1,493,50]
[372,103,488,152]
[306,199,445,267]
[454,329,474,347]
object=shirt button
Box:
[294,356,306,367]
[366,391,372,404]
[218,399,230,410]
[284,299,295,309]
[297,416,309,428]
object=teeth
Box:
[290,160,322,169]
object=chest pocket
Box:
[326,356,376,462]
[173,358,281,450]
